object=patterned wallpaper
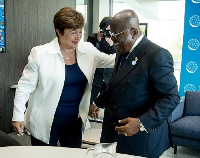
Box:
[179,0,200,96]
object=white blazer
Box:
[12,38,115,144]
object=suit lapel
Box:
[107,53,121,85]
[108,37,148,92]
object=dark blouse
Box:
[55,63,87,116]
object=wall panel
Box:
[179,0,200,96]
[0,0,75,133]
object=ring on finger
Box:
[124,133,127,136]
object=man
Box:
[87,16,116,106]
[89,9,180,158]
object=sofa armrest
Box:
[169,96,185,123]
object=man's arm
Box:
[139,48,180,134]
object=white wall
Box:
[92,0,110,33]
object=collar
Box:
[47,37,61,54]
[125,33,144,59]
[129,33,144,53]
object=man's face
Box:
[110,24,134,54]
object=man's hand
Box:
[105,37,113,46]
[97,29,104,41]
[88,103,100,119]
[115,117,140,136]
[12,121,24,135]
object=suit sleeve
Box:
[138,49,180,134]
[12,48,39,121]
[93,88,109,108]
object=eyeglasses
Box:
[110,29,129,38]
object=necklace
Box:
[62,52,75,60]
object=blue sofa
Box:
[169,91,200,154]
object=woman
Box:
[12,7,115,147]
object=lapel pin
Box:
[132,61,136,65]
[132,57,138,65]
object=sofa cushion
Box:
[169,96,185,123]
[184,91,200,116]
[170,116,200,140]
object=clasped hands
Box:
[88,104,140,136]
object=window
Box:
[113,0,185,87]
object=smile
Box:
[73,41,79,44]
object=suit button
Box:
[121,88,125,92]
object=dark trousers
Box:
[31,114,82,147]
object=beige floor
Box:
[8,122,200,158]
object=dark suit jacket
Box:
[95,36,180,157]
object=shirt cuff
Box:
[92,101,99,109]
[138,119,148,133]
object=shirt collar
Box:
[129,33,144,53]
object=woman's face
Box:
[57,28,83,49]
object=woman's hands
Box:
[12,121,24,135]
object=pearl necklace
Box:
[62,52,75,60]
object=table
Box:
[10,85,17,89]
[0,146,143,158]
